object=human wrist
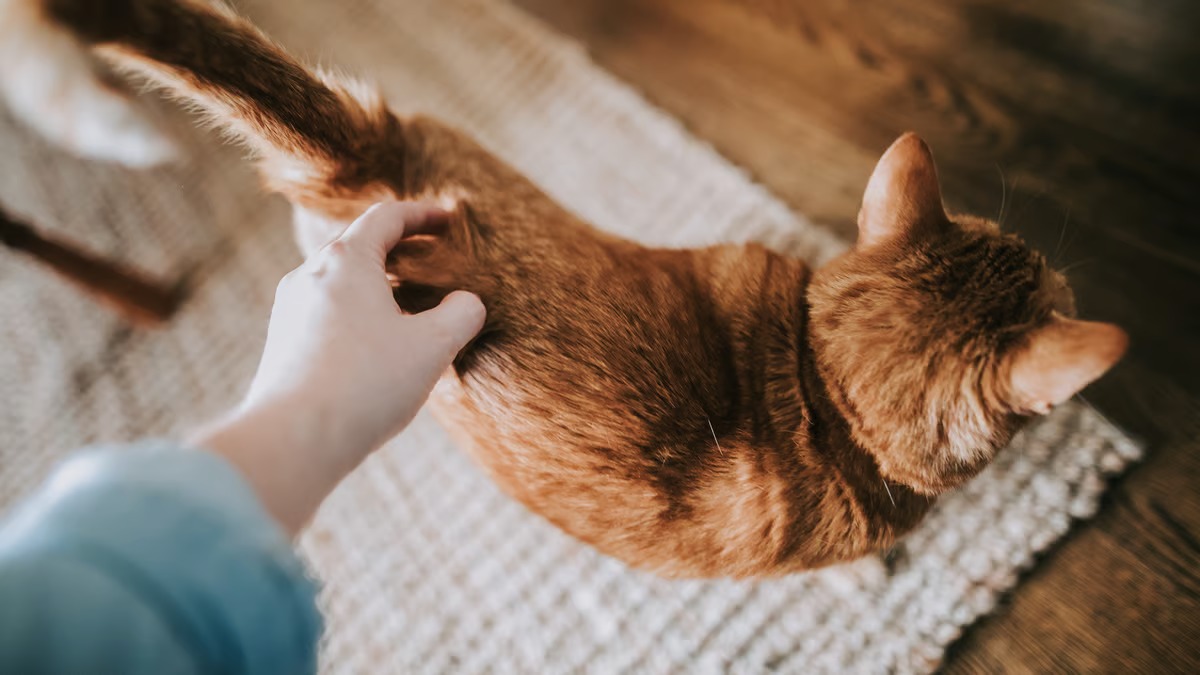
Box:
[192,394,369,537]
[240,385,383,472]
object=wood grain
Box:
[513,0,1200,670]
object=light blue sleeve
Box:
[0,441,322,674]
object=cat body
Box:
[341,118,918,577]
[1,0,1126,577]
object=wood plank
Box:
[946,368,1200,673]
[517,0,1200,392]
[513,0,1200,670]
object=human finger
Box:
[408,291,487,363]
[338,201,449,262]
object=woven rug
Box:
[0,0,1141,672]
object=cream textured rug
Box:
[0,0,1142,672]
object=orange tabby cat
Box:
[6,0,1127,577]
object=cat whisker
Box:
[994,163,1009,226]
[1057,212,1086,264]
[882,480,896,507]
[1052,204,1072,263]
[1057,257,1099,276]
[706,415,725,456]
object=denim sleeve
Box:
[0,442,322,674]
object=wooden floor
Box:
[514,0,1200,671]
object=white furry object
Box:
[0,0,177,167]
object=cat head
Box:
[808,133,1127,495]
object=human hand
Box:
[197,201,485,535]
[246,201,485,461]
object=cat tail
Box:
[30,0,397,216]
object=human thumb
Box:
[413,291,487,364]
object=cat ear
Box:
[1008,314,1129,414]
[857,132,947,249]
